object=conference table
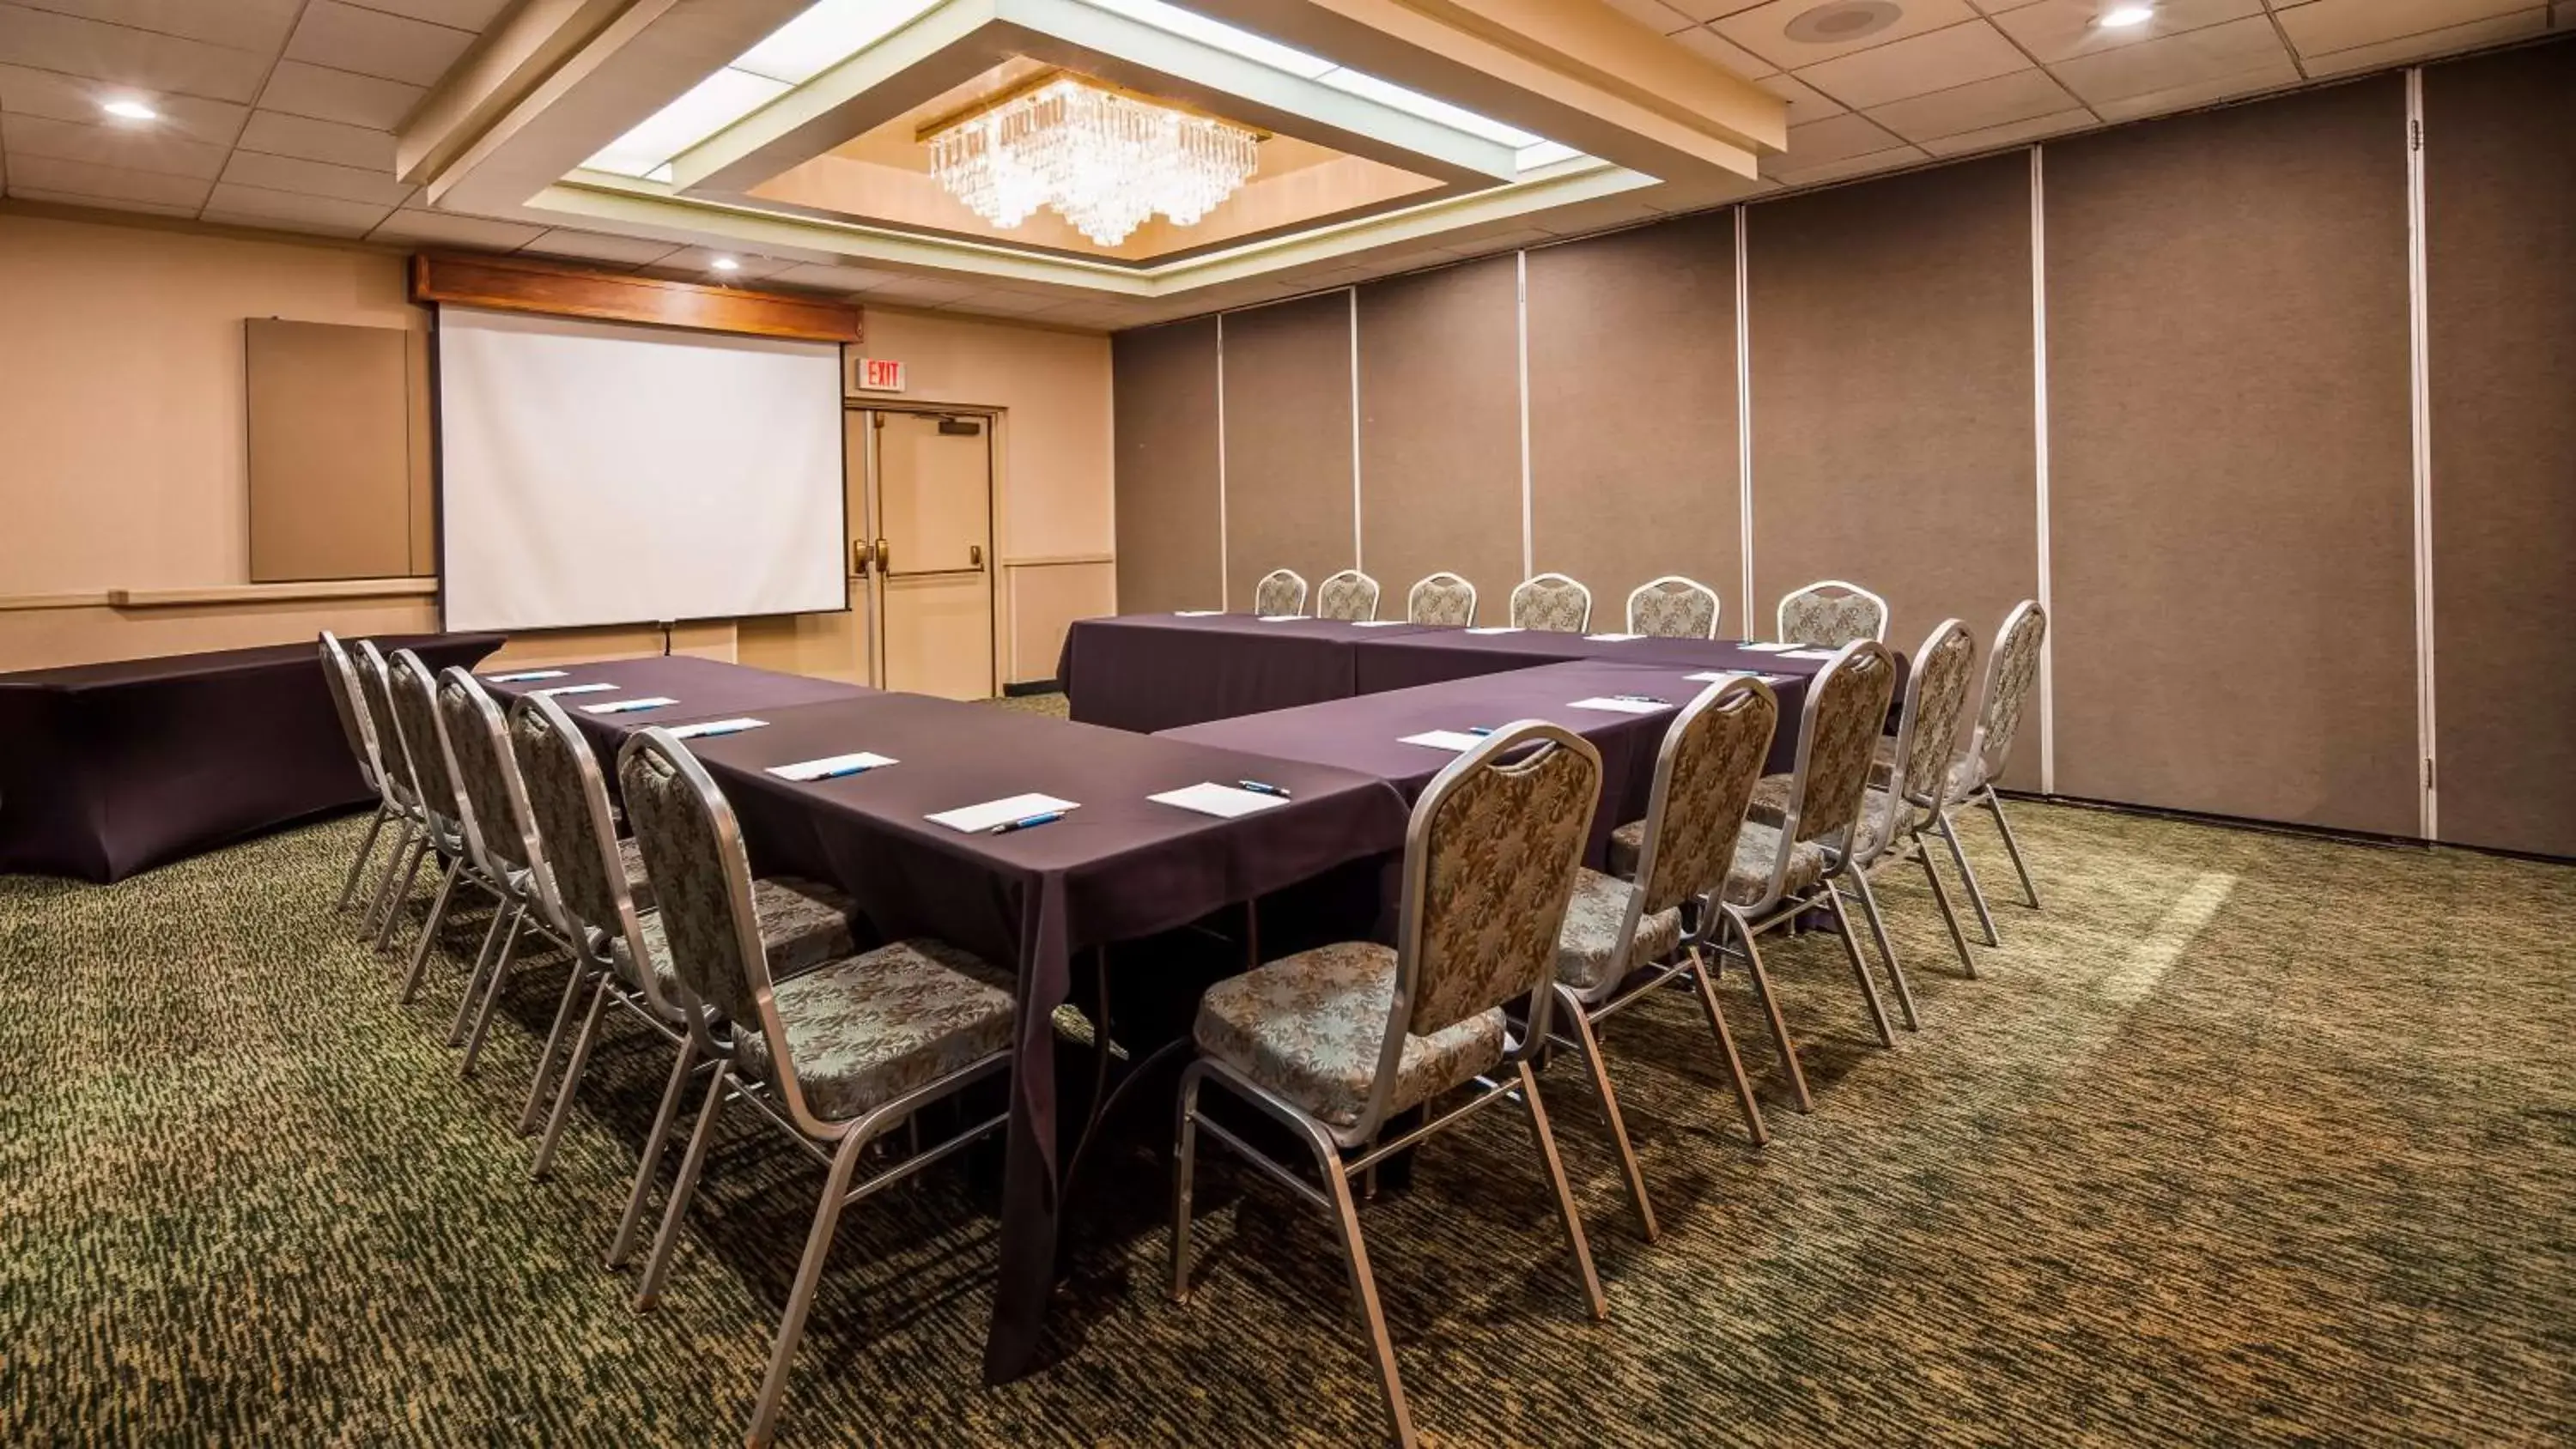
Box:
[0,632,503,882]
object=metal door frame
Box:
[848,402,1000,695]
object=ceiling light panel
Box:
[587,68,792,176]
[733,0,946,83]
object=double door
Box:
[846,407,995,700]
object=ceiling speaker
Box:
[1783,0,1905,44]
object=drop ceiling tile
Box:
[0,60,247,142]
[1919,104,2091,153]
[1603,0,1701,32]
[1994,0,2268,63]
[1758,70,1849,123]
[0,3,272,103]
[850,274,979,305]
[771,261,904,292]
[1966,0,2050,11]
[220,147,410,206]
[2,107,225,176]
[2046,14,2290,105]
[942,289,1076,318]
[284,1,474,88]
[1669,0,1785,20]
[517,227,683,265]
[1762,109,1905,173]
[2273,0,2532,55]
[1716,0,1984,71]
[8,185,202,215]
[1867,64,2083,141]
[1672,23,1782,74]
[236,109,396,171]
[1791,20,2032,106]
[368,207,546,249]
[342,0,513,28]
[203,180,395,234]
[1766,142,1927,185]
[2299,6,2549,70]
[10,149,209,206]
[9,0,305,52]
[643,247,799,282]
[257,58,425,130]
[2086,46,2300,118]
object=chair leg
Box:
[1848,868,1919,1032]
[396,855,464,1002]
[374,833,430,954]
[1684,945,1767,1146]
[1555,985,1656,1242]
[1983,785,2043,910]
[1935,808,2002,948]
[1303,1118,1413,1448]
[1822,882,1896,1048]
[1516,1061,1609,1322]
[361,818,414,936]
[458,903,526,1075]
[1169,1064,1204,1303]
[1723,906,1811,1114]
[609,1034,702,1270]
[531,975,613,1181]
[337,807,389,912]
[518,954,597,1135]
[1912,826,1979,979]
[635,1063,730,1310]
[745,1132,870,1449]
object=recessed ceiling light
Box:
[2099,4,2155,27]
[710,256,742,272]
[100,99,158,121]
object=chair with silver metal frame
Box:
[1777,579,1889,647]
[617,727,1014,1449]
[1314,567,1381,621]
[1170,720,1608,1449]
[1550,676,1778,1242]
[350,640,432,951]
[1405,571,1477,626]
[1510,571,1593,633]
[1887,600,2047,947]
[318,631,398,917]
[1254,568,1308,617]
[386,648,522,1035]
[1624,575,1722,640]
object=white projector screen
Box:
[436,306,844,632]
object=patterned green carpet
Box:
[4,733,2572,1446]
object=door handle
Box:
[850,539,869,577]
[969,543,983,568]
[875,537,890,573]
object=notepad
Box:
[1255,615,1305,622]
[1150,782,1291,818]
[1174,609,1224,616]
[483,669,567,682]
[927,793,1079,834]
[1350,619,1411,627]
[581,696,677,714]
[1741,642,1796,653]
[532,682,617,696]
[1464,627,1523,635]
[1782,648,1840,661]
[1686,670,1788,685]
[768,751,896,782]
[1584,632,1645,643]
[1400,730,1487,752]
[666,717,766,740]
[1567,696,1668,715]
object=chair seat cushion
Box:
[1745,774,1906,860]
[732,937,1016,1124]
[618,876,859,1005]
[1868,736,1980,805]
[1556,867,1683,994]
[1195,942,1505,1145]
[1613,816,1831,908]
[614,835,657,914]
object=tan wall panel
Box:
[1007,559,1116,682]
[1113,318,1224,612]
[2045,77,2417,835]
[484,621,738,670]
[1747,154,2039,785]
[246,318,415,583]
[1221,291,1357,610]
[1526,212,1742,630]
[2424,39,2576,858]
[1357,257,1523,612]
[738,579,872,686]
[0,595,440,673]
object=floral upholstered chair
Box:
[1253,567,1308,617]
[1550,676,1777,1241]
[1405,570,1478,626]
[1885,600,2048,948]
[1776,579,1889,647]
[318,632,400,919]
[1172,721,1608,1448]
[1314,567,1381,621]
[350,640,438,954]
[1624,575,1722,640]
[617,727,1013,1449]
[384,649,507,1011]
[1510,572,1594,632]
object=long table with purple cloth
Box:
[0,631,503,882]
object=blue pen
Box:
[812,761,878,780]
[988,810,1064,835]
[1466,726,1495,737]
[690,723,756,738]
[1613,694,1669,706]
[602,699,669,713]
[1235,779,1292,798]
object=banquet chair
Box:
[1255,568,1309,617]
[1777,579,1889,647]
[351,640,440,955]
[617,728,1013,1449]
[507,693,851,1221]
[386,649,527,1040]
[1405,571,1477,626]
[1550,676,1777,1241]
[1171,721,1607,1449]
[1510,572,1593,633]
[1315,568,1381,621]
[1609,640,1903,1110]
[317,632,397,917]
[1886,600,2048,947]
[1625,575,1722,640]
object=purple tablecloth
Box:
[1059,613,1437,731]
[479,655,878,768]
[0,632,503,882]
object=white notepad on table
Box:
[1686,670,1788,685]
[1741,642,1795,653]
[1150,782,1291,818]
[1464,627,1522,635]
[483,669,566,682]
[1782,648,1839,661]
[1350,619,1411,627]
[581,695,677,715]
[927,793,1079,834]
[1584,632,1644,643]
[1400,729,1486,752]
[1174,609,1224,616]
[768,751,896,782]
[1255,615,1305,622]
[1567,696,1668,715]
[532,682,617,696]
[665,717,766,740]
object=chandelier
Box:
[925,76,1259,246]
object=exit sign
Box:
[855,357,905,391]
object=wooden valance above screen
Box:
[408,252,862,344]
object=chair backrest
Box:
[1510,573,1593,633]
[1314,568,1380,621]
[1757,641,1897,899]
[386,649,465,826]
[1885,619,1978,826]
[512,693,664,1003]
[1969,600,2047,790]
[1625,575,1722,640]
[1406,571,1477,626]
[317,631,381,793]
[1777,579,1889,648]
[434,667,536,882]
[353,640,420,810]
[1253,568,1308,617]
[1391,721,1600,1058]
[1630,678,1779,919]
[617,728,774,1029]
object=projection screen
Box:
[436,307,844,632]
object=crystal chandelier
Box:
[926,76,1259,246]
